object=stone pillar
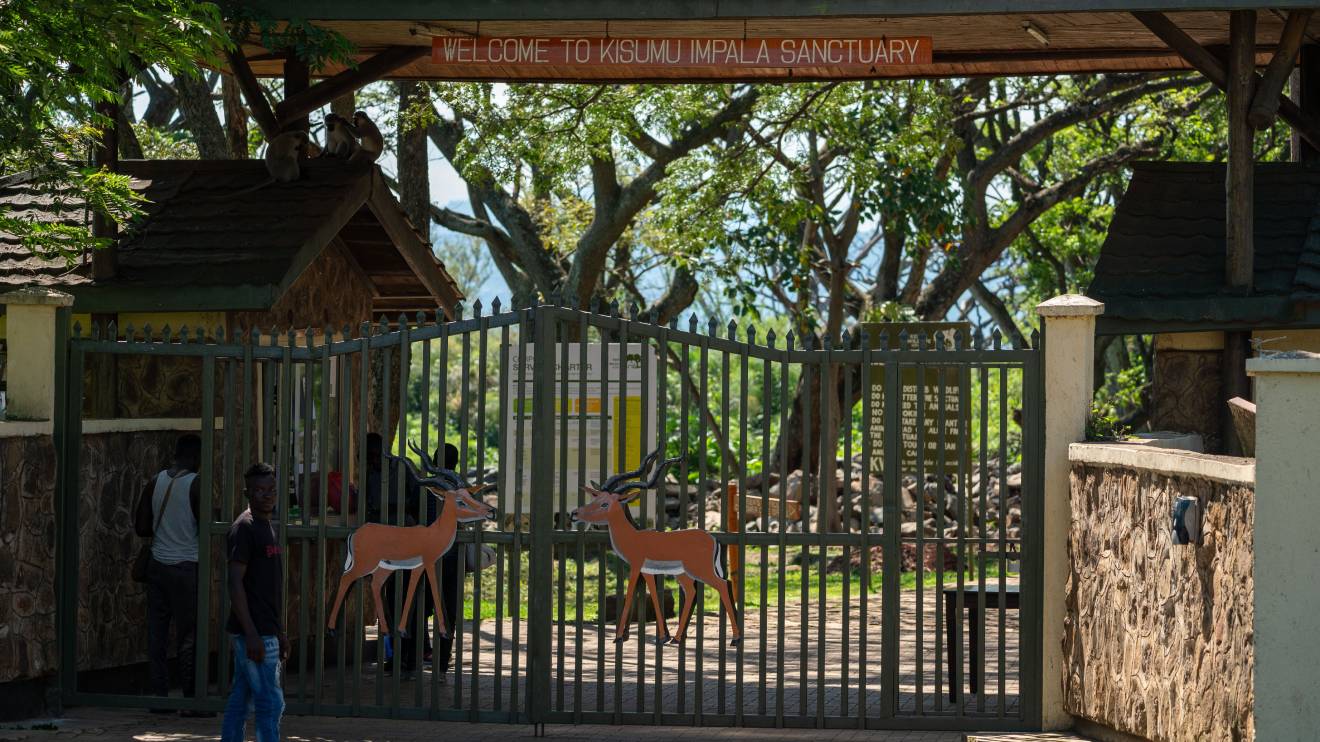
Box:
[1036,294,1103,729]
[1246,356,1320,740]
[1,286,74,421]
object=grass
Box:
[458,546,1010,622]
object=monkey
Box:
[347,110,383,164]
[205,130,310,200]
[321,113,359,159]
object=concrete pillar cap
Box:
[0,285,74,307]
[1247,355,1320,376]
[1036,294,1103,318]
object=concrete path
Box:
[0,709,1097,742]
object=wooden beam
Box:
[1227,9,1255,292]
[1133,11,1320,151]
[281,53,310,132]
[225,46,280,139]
[1248,9,1312,130]
[274,46,428,126]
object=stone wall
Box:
[1064,447,1254,742]
[0,435,58,683]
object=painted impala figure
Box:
[571,450,742,647]
[326,442,496,640]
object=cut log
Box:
[1226,397,1256,457]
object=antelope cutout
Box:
[570,450,742,647]
[326,442,497,640]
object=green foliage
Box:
[221,3,355,71]
[0,0,227,260]
[1085,401,1130,442]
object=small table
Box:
[943,582,1019,702]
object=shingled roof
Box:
[0,159,463,317]
[1087,161,1320,335]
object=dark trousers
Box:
[382,548,460,672]
[146,558,198,697]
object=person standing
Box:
[221,463,287,742]
[134,434,206,714]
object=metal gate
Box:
[54,300,1043,731]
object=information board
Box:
[504,343,658,514]
[863,322,971,475]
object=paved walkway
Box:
[0,708,1095,741]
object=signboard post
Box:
[505,342,658,517]
[863,322,971,477]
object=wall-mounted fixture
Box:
[1171,495,1201,545]
[1023,21,1050,47]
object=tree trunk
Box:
[175,70,228,159]
[396,82,432,244]
[222,74,249,159]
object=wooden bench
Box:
[943,582,1019,702]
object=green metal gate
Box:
[54,300,1043,731]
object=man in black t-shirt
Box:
[221,463,287,742]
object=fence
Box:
[54,300,1044,731]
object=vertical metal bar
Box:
[758,336,772,719]
[775,333,790,727]
[278,333,294,701]
[219,355,237,695]
[840,337,853,719]
[54,316,81,703]
[653,318,667,723]
[676,330,690,716]
[880,350,901,719]
[719,322,731,717]
[194,354,216,701]
[1023,331,1047,727]
[934,343,947,713]
[418,324,435,713]
[635,312,651,716]
[353,324,369,716]
[528,306,557,728]
[376,337,392,710]
[954,343,969,717]
[472,308,490,720]
[798,337,811,719]
[977,358,990,713]
[556,330,569,713]
[997,362,1009,717]
[575,311,588,722]
[454,319,469,710]
[915,335,927,714]
[390,324,408,712]
[695,326,709,723]
[736,327,749,724]
[495,315,511,714]
[297,350,312,705]
[511,309,527,716]
[858,332,872,728]
[815,337,828,727]
[437,318,451,710]
[600,315,615,718]
[336,350,350,706]
[314,333,330,712]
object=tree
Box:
[422,83,758,318]
[0,0,227,259]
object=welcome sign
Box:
[432,36,933,72]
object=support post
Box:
[1227,10,1256,292]
[1246,356,1320,740]
[282,53,310,133]
[1034,294,1104,730]
[527,307,557,728]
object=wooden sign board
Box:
[432,36,932,72]
[863,321,971,475]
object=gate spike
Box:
[897,329,908,350]
[609,299,620,317]
[166,324,177,343]
[726,318,737,339]
[823,332,832,350]
[590,296,603,314]
[746,324,757,345]
[858,328,869,351]
[765,327,777,346]
[953,328,964,351]
[217,326,226,343]
[628,301,640,320]
[323,324,334,344]
[918,332,928,351]
[707,316,719,336]
[1030,328,1040,349]
[74,320,85,339]
[491,296,502,315]
[472,298,483,317]
[377,317,390,336]
[784,329,795,349]
[107,321,118,341]
[992,328,1002,350]
[877,330,888,350]
[687,313,698,333]
[973,331,983,351]
[307,326,317,348]
[358,321,369,339]
[142,323,153,342]
[396,314,407,332]
[668,314,678,330]
[414,311,426,328]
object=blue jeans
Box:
[221,634,284,742]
